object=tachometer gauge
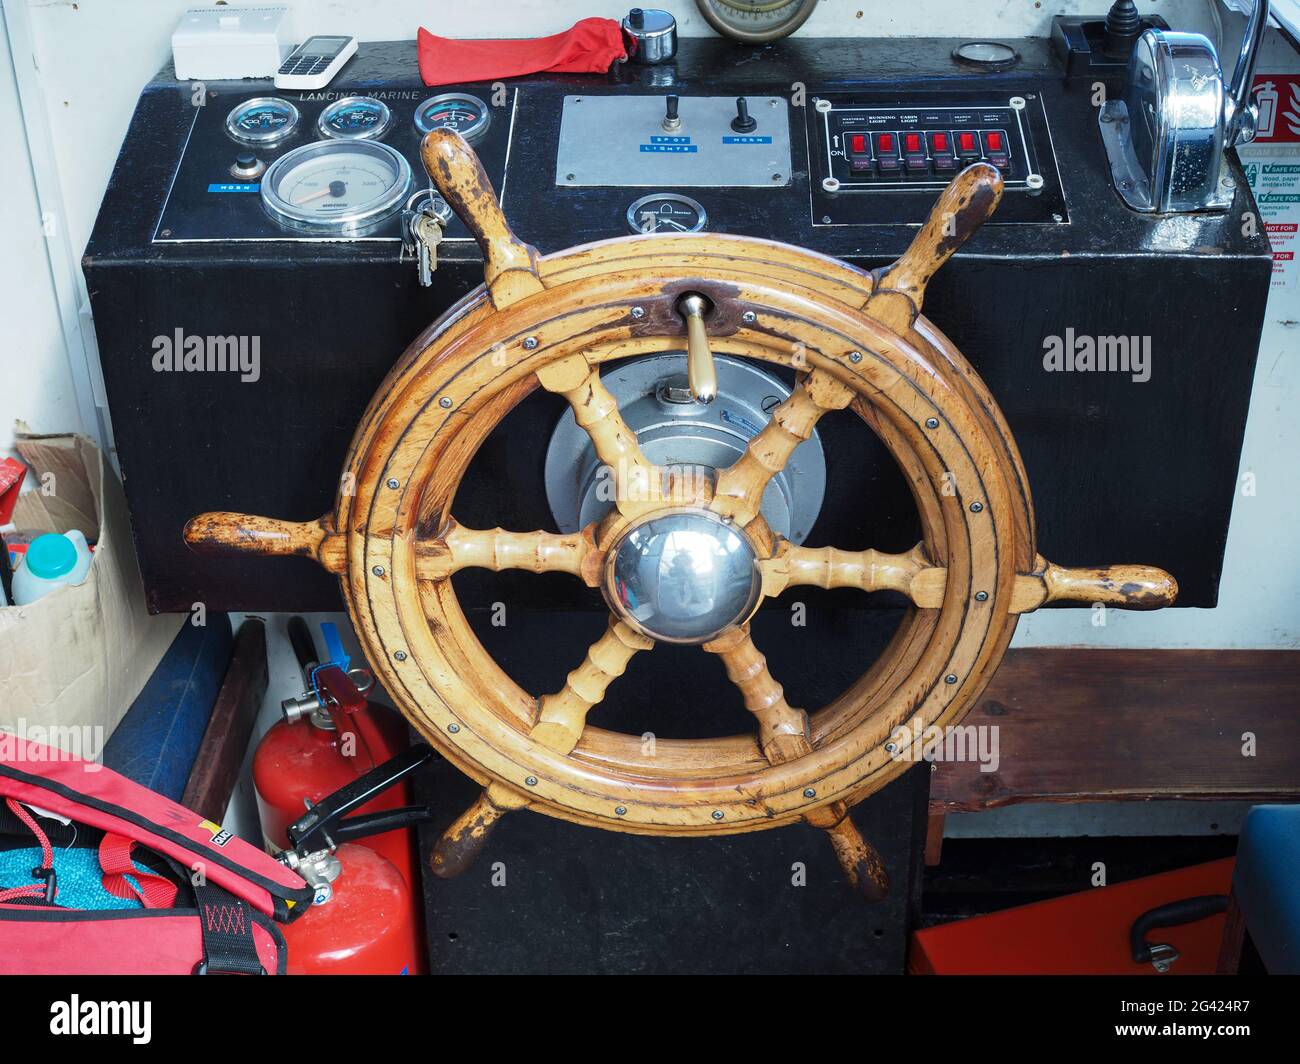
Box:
[695,0,819,44]
[414,92,491,142]
[317,96,393,140]
[260,140,412,235]
[225,97,300,146]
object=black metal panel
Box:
[808,90,1067,225]
[155,87,512,242]
[84,36,1271,613]
[415,608,926,975]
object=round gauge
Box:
[952,41,1020,71]
[317,96,393,141]
[626,193,707,234]
[695,0,819,44]
[225,97,300,146]
[260,140,412,235]
[414,92,491,142]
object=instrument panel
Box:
[154,84,1065,245]
[154,89,510,243]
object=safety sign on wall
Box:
[1240,74,1300,292]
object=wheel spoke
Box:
[416,519,598,585]
[701,624,886,897]
[761,542,937,603]
[537,354,662,517]
[804,802,891,901]
[431,618,651,879]
[530,618,654,754]
[711,369,853,527]
[703,625,810,764]
[763,543,1179,612]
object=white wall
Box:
[3,0,1296,648]
[0,6,83,441]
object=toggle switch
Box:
[663,94,681,132]
[928,130,955,171]
[872,131,901,173]
[982,129,1010,169]
[902,130,929,173]
[731,97,757,134]
[847,132,873,173]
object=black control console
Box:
[85,36,1270,614]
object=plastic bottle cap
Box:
[26,533,78,580]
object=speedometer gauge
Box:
[317,96,393,140]
[414,92,491,142]
[260,140,412,235]
[225,97,300,146]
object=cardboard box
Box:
[0,433,182,757]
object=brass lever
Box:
[677,293,717,403]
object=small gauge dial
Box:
[225,97,300,146]
[260,140,412,235]
[318,96,393,140]
[695,0,819,44]
[951,41,1020,71]
[414,92,491,142]
[626,193,708,235]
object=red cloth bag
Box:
[0,737,312,974]
[417,17,626,87]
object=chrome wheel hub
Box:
[603,509,762,645]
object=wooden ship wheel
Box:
[186,130,1177,899]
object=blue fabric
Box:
[1234,804,1300,974]
[0,846,141,911]
[102,613,233,800]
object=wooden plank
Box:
[180,618,268,822]
[924,810,945,867]
[930,648,1300,812]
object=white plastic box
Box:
[171,5,293,81]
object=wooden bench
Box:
[926,649,1300,863]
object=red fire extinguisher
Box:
[278,746,433,975]
[255,617,419,891]
[254,618,429,974]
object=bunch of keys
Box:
[402,193,454,287]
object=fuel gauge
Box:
[414,92,491,142]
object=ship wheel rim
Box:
[339,250,1025,835]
